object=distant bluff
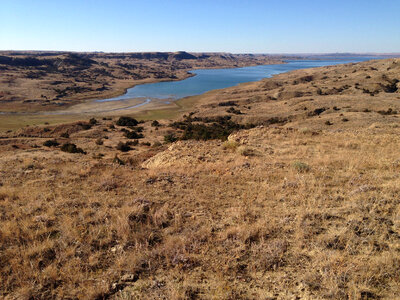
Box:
[126,51,199,60]
[126,51,233,60]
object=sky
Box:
[0,0,399,53]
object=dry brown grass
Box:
[1,58,400,299]
[1,126,400,299]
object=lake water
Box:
[97,57,380,103]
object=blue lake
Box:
[97,57,380,103]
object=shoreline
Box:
[0,60,285,115]
[84,60,285,103]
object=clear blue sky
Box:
[1,0,399,53]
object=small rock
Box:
[121,273,138,282]
[110,245,123,253]
[34,215,49,223]
[350,184,376,194]
[133,198,151,207]
[146,177,157,184]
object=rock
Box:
[120,273,138,282]
[110,245,123,253]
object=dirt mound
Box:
[142,140,221,169]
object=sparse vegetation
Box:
[237,145,254,156]
[152,141,162,148]
[113,154,125,165]
[218,100,238,106]
[127,139,139,146]
[226,106,242,114]
[377,108,397,115]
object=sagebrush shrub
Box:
[43,140,59,147]
[292,161,310,173]
[116,116,138,127]
[61,143,86,154]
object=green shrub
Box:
[226,107,242,114]
[222,140,239,151]
[169,115,255,141]
[218,101,237,107]
[116,116,138,126]
[151,120,160,127]
[61,143,86,154]
[299,128,312,134]
[116,142,131,152]
[307,107,326,116]
[152,141,162,148]
[78,122,92,130]
[113,155,125,165]
[377,108,397,115]
[124,130,144,139]
[127,140,139,146]
[43,139,59,147]
[164,134,177,143]
[237,146,255,156]
[262,117,289,125]
[292,161,310,173]
[181,122,237,141]
[92,153,104,159]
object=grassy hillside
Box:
[0,58,399,299]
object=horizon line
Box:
[1,50,400,56]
